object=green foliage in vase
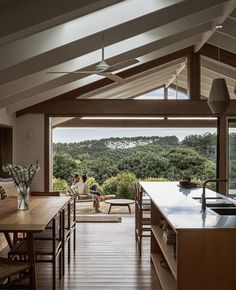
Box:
[3,161,40,187]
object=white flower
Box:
[3,161,40,187]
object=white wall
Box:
[15,114,45,191]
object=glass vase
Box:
[17,185,30,210]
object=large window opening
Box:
[52,126,216,199]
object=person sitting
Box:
[89,184,101,197]
[67,174,80,196]
[71,174,102,213]
[72,173,80,185]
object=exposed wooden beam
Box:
[53,118,216,128]
[200,43,236,68]
[18,99,236,117]
[17,99,214,117]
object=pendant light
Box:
[207,24,230,115]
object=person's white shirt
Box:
[72,181,89,195]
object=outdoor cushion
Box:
[0,181,18,197]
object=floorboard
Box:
[35,217,161,289]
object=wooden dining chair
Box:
[0,257,32,289]
[61,196,76,275]
[135,185,151,257]
[8,212,63,290]
[31,192,75,273]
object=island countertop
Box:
[140,181,236,229]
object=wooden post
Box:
[44,114,50,192]
[187,51,200,101]
[219,115,227,194]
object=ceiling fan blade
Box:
[98,72,125,83]
[47,70,102,74]
[107,58,139,72]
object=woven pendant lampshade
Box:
[208,78,230,114]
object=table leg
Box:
[108,205,112,214]
[27,232,37,290]
[128,204,131,214]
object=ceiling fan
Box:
[48,37,139,83]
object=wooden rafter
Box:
[53,118,216,128]
[200,43,236,67]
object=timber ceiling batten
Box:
[0,0,234,114]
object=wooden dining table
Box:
[0,195,72,290]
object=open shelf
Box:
[151,225,177,280]
[151,253,177,290]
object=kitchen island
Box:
[140,181,236,290]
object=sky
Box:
[53,127,216,143]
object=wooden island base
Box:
[140,182,236,290]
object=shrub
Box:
[102,172,138,199]
[101,176,117,196]
[53,178,68,192]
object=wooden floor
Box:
[36,217,161,290]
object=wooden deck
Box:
[37,217,161,290]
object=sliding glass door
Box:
[228,119,236,197]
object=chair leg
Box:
[53,257,56,290]
[68,235,71,264]
[59,252,62,280]
[138,236,142,257]
[73,226,76,252]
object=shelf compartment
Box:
[151,253,177,290]
[151,225,177,280]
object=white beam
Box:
[165,62,187,88]
[194,0,236,52]
[0,2,222,79]
[0,21,211,102]
[207,32,236,53]
[0,0,183,70]
[201,57,236,80]
[0,0,124,45]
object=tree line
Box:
[53,133,218,197]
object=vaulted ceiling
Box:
[0,0,235,114]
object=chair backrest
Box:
[135,184,143,206]
[68,187,77,196]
